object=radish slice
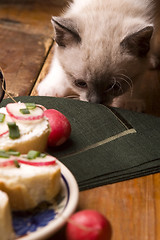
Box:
[0,158,15,167]
[0,130,8,137]
[0,120,9,136]
[18,158,56,166]
[0,152,57,167]
[36,104,47,111]
[0,155,57,167]
[0,158,56,167]
[19,155,57,166]
[6,103,44,121]
[0,113,13,137]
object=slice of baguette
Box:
[0,103,50,154]
[0,154,61,211]
[2,127,50,154]
[0,190,14,240]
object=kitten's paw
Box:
[112,98,146,112]
[37,75,76,98]
[37,74,63,97]
[123,99,146,112]
[37,79,60,97]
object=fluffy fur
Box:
[37,0,159,110]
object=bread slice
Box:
[0,190,14,240]
[1,126,50,154]
[0,103,50,154]
[0,153,61,211]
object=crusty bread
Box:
[2,127,50,154]
[0,190,14,240]
[0,103,50,154]
[0,154,61,211]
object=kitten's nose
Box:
[88,95,103,104]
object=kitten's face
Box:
[52,17,153,104]
[58,44,147,104]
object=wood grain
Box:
[0,0,67,98]
[0,26,52,97]
[79,174,159,240]
[31,42,55,96]
[51,174,160,240]
[0,0,67,35]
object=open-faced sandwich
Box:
[0,102,50,153]
[0,150,61,211]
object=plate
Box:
[12,160,79,240]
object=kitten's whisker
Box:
[115,80,123,94]
[119,74,133,87]
[112,77,123,94]
[109,77,117,91]
[116,74,133,96]
[118,76,133,90]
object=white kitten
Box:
[37,0,159,110]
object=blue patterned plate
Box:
[12,160,79,240]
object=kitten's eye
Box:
[75,79,87,88]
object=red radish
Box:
[66,210,111,240]
[6,103,44,121]
[44,109,71,147]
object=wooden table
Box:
[0,1,160,239]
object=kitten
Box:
[37,0,160,110]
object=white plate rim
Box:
[16,160,79,240]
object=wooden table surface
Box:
[0,1,160,240]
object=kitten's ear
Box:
[52,17,81,47]
[120,26,153,57]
